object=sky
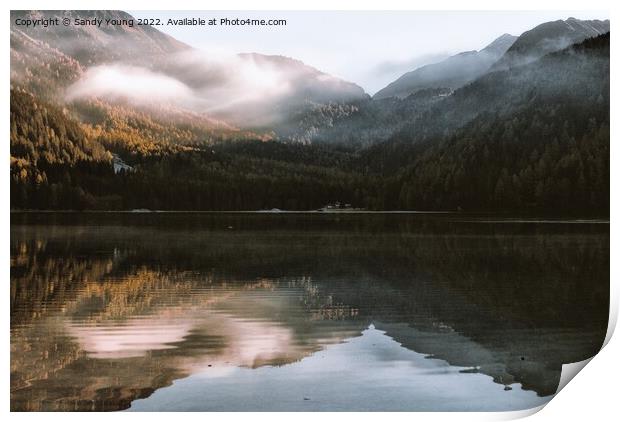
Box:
[129,10,609,94]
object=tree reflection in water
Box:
[10,213,609,411]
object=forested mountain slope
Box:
[374,33,516,100]
[9,10,610,215]
[364,33,609,212]
[491,17,609,71]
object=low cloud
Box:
[64,51,331,127]
[165,51,296,112]
[66,65,196,107]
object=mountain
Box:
[280,34,517,146]
[11,10,189,66]
[10,10,192,95]
[238,53,367,104]
[364,33,609,212]
[490,17,609,71]
[373,33,517,99]
[394,32,610,143]
[158,52,368,128]
[275,87,451,147]
[10,10,367,132]
[10,12,610,214]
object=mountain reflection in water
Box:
[10,213,609,411]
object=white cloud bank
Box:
[66,64,195,105]
[64,52,307,126]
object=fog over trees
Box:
[10,11,610,215]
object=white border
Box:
[3,1,616,420]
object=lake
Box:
[10,212,609,411]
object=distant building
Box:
[112,154,133,174]
[319,201,357,211]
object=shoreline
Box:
[9,209,610,223]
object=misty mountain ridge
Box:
[11,10,189,66]
[10,11,609,213]
[14,11,607,141]
[11,10,368,132]
[490,17,609,71]
[290,18,608,146]
[373,33,517,100]
[388,33,610,212]
[385,32,610,151]
[182,53,369,130]
[10,11,609,140]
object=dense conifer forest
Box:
[9,11,610,215]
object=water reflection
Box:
[10,213,609,411]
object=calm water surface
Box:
[10,213,609,411]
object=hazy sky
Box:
[130,10,609,94]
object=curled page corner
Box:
[496,403,548,420]
[497,357,597,421]
[602,300,618,348]
[556,357,594,394]
[9,9,610,412]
